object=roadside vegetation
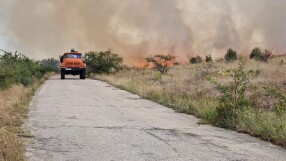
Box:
[145,55,177,74]
[97,48,286,147]
[84,50,123,75]
[0,50,58,161]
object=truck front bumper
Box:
[61,68,86,75]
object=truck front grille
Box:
[66,62,81,68]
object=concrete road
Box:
[26,75,286,161]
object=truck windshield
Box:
[64,54,82,59]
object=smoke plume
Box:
[0,0,285,65]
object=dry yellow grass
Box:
[97,57,286,147]
[0,73,51,161]
[0,85,28,161]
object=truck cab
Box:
[60,49,86,79]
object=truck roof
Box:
[63,52,82,55]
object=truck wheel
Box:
[80,70,86,80]
[61,71,65,79]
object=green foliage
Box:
[264,87,286,113]
[146,54,176,74]
[0,50,52,90]
[250,47,272,62]
[209,61,260,128]
[237,108,286,146]
[190,55,203,64]
[40,58,60,73]
[225,48,238,62]
[84,50,123,74]
[205,55,213,63]
[250,47,262,60]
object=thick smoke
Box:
[0,0,285,65]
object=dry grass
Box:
[97,57,286,147]
[0,74,51,161]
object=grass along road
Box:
[97,58,286,147]
[0,74,51,161]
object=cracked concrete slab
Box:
[25,75,286,161]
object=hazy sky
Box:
[0,0,285,65]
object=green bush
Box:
[250,48,272,62]
[0,50,52,90]
[209,61,260,128]
[225,48,238,62]
[190,55,203,64]
[250,47,262,60]
[205,55,213,63]
[84,50,123,74]
[40,58,60,73]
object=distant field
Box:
[97,57,286,147]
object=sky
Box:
[0,0,285,65]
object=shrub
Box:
[40,58,60,72]
[84,50,124,74]
[225,48,238,62]
[250,47,262,60]
[261,49,272,62]
[0,50,51,90]
[205,55,213,63]
[146,54,176,74]
[250,48,272,62]
[208,61,260,128]
[190,55,203,64]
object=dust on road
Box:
[26,75,286,161]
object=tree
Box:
[205,55,213,63]
[146,54,176,74]
[84,50,123,74]
[225,48,238,62]
[190,55,203,64]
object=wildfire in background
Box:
[0,0,286,66]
